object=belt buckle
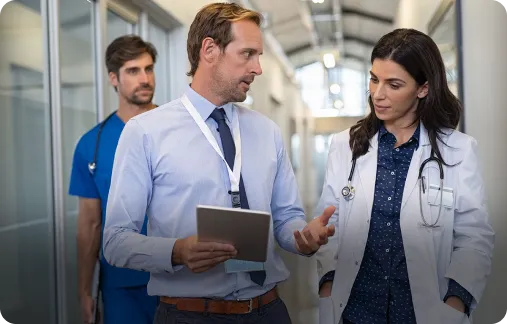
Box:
[237,298,253,313]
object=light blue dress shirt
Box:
[103,85,308,300]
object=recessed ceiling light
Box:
[323,53,335,68]
[330,84,341,94]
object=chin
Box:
[374,111,387,120]
[230,94,247,103]
[130,95,153,105]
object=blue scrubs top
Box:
[69,112,150,289]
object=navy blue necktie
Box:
[209,108,266,286]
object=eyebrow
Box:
[369,71,406,84]
[241,48,262,55]
[125,64,154,71]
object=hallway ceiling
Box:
[250,0,400,69]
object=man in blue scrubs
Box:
[69,35,159,324]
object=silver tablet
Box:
[196,205,271,262]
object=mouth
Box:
[136,89,153,94]
[240,80,252,91]
[375,104,390,110]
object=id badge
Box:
[224,259,265,273]
[231,191,241,208]
[427,184,454,208]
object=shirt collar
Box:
[378,122,421,149]
[184,84,234,122]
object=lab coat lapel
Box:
[357,133,378,219]
[401,124,431,212]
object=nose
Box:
[251,58,262,76]
[371,83,386,100]
[138,70,149,84]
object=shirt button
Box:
[387,222,391,226]
[386,248,390,253]
[388,197,392,201]
[395,148,400,151]
[385,276,389,280]
[355,261,359,266]
[391,171,395,175]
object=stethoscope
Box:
[88,111,117,175]
[342,149,445,228]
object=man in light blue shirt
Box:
[103,3,335,324]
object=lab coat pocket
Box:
[420,181,454,229]
[439,302,470,324]
[318,296,335,324]
[427,184,454,208]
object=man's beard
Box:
[127,92,154,105]
[125,85,154,105]
[211,68,249,104]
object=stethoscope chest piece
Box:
[87,111,117,176]
[88,162,96,175]
[342,183,355,201]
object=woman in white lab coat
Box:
[315,28,494,324]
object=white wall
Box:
[396,0,507,323]
[461,1,507,323]
[395,0,441,33]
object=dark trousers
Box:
[153,297,291,324]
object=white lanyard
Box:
[181,94,242,194]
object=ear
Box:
[109,71,119,88]
[200,37,219,64]
[418,82,429,99]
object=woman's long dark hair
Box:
[349,28,461,164]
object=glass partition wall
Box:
[0,1,180,323]
[0,1,55,322]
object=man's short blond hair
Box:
[187,3,262,77]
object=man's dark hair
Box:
[105,35,157,76]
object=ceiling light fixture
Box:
[334,100,344,109]
[330,84,341,94]
[323,53,335,68]
[312,0,325,3]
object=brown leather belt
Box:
[160,287,278,314]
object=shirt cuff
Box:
[444,279,474,315]
[277,218,307,255]
[319,270,335,289]
[150,237,183,273]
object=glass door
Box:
[0,1,56,323]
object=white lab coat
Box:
[315,124,494,324]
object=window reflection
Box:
[295,62,327,112]
[295,62,367,117]
[0,1,54,323]
[59,0,97,322]
[148,21,169,106]
[107,10,136,113]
